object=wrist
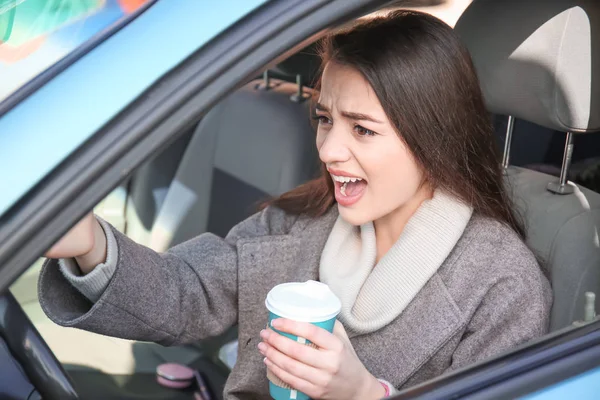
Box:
[75,217,107,274]
[377,379,391,398]
[356,373,387,400]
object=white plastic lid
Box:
[265,280,342,323]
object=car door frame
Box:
[393,319,600,399]
[2,0,600,398]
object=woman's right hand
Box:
[45,212,107,274]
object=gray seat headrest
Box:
[455,0,600,133]
[146,79,320,251]
[213,80,319,195]
[273,45,321,86]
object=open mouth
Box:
[331,174,368,206]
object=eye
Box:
[354,124,376,137]
[313,115,332,125]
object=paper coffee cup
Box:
[265,280,342,400]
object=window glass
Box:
[522,366,600,400]
[0,0,151,103]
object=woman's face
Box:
[316,62,426,226]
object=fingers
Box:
[262,357,324,399]
[332,320,354,351]
[258,341,328,387]
[260,328,334,370]
[45,212,96,259]
[333,320,348,338]
[270,318,341,351]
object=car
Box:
[1,0,600,399]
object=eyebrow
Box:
[315,102,383,124]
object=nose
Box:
[318,127,352,165]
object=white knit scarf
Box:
[319,190,473,334]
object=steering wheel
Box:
[0,292,79,400]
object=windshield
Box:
[0,0,151,103]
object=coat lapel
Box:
[229,210,338,398]
[236,208,337,335]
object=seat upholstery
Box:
[456,0,600,133]
[147,78,319,251]
[506,167,600,330]
[124,131,194,245]
[455,0,600,330]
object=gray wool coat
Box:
[39,206,552,399]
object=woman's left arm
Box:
[448,270,552,371]
[258,319,388,400]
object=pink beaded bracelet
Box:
[377,379,391,398]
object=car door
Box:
[3,0,600,399]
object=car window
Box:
[523,366,600,400]
[6,1,600,399]
[0,0,152,104]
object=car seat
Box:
[145,76,319,251]
[124,131,194,244]
[455,0,600,330]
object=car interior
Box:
[6,0,600,399]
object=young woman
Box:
[41,10,551,400]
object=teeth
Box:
[340,182,347,196]
[332,174,363,183]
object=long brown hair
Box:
[268,10,525,239]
